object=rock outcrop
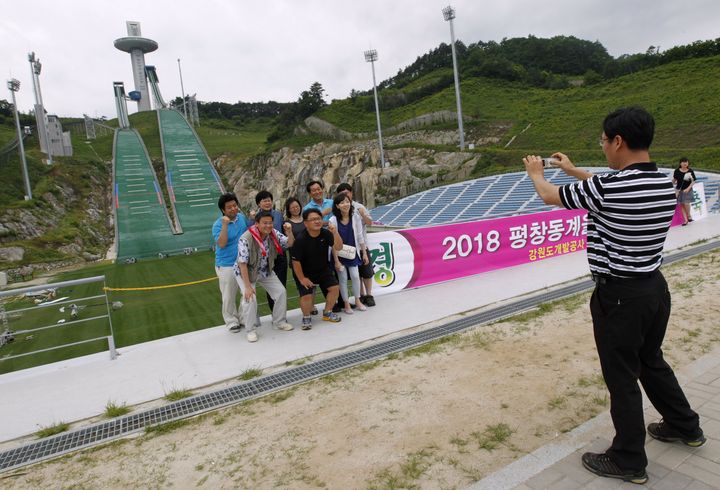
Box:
[215,141,478,212]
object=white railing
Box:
[0,276,117,366]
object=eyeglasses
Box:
[599,136,609,147]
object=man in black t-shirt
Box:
[291,208,344,329]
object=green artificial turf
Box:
[0,251,323,373]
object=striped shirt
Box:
[558,162,676,278]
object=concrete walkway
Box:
[470,215,720,489]
[471,345,720,489]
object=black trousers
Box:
[266,254,287,311]
[590,271,700,471]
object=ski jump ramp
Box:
[113,109,224,262]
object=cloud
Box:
[1,0,718,118]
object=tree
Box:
[266,82,328,143]
[0,99,12,118]
[297,82,327,118]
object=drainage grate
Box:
[1,239,718,472]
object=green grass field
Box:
[0,252,326,374]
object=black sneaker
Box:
[647,420,706,447]
[228,324,243,333]
[332,303,342,313]
[364,295,376,307]
[581,452,648,484]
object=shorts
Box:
[359,262,375,279]
[295,268,339,297]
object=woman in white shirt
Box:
[328,194,369,313]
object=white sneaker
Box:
[246,331,258,343]
[274,322,294,331]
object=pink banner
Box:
[399,209,588,288]
[367,209,588,294]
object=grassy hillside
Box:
[123,111,273,161]
[196,119,274,158]
[0,126,114,266]
[316,55,720,171]
[0,124,16,147]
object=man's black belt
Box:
[591,270,659,285]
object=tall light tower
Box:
[177,58,188,119]
[27,52,53,165]
[442,5,465,150]
[114,21,158,112]
[364,49,386,168]
[7,79,32,200]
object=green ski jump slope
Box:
[113,110,224,262]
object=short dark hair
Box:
[332,193,353,221]
[306,180,324,193]
[302,208,323,221]
[255,190,273,205]
[679,157,689,164]
[254,210,274,223]
[218,193,238,214]
[336,182,353,193]
[284,196,302,220]
[603,107,654,151]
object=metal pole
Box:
[370,60,386,168]
[365,50,386,168]
[443,6,465,150]
[28,53,53,165]
[8,80,32,200]
[103,278,117,360]
[177,58,188,119]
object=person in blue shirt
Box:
[212,193,248,333]
[303,180,333,222]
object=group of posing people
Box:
[212,180,376,343]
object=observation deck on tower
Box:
[113,21,158,112]
[113,37,158,53]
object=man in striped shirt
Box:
[524,107,704,485]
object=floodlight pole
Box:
[28,52,53,165]
[177,58,187,119]
[7,79,32,200]
[364,49,386,168]
[443,5,465,150]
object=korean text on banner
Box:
[366,209,589,294]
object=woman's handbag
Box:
[337,244,357,260]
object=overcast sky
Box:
[2,0,718,118]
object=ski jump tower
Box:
[113,21,158,112]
